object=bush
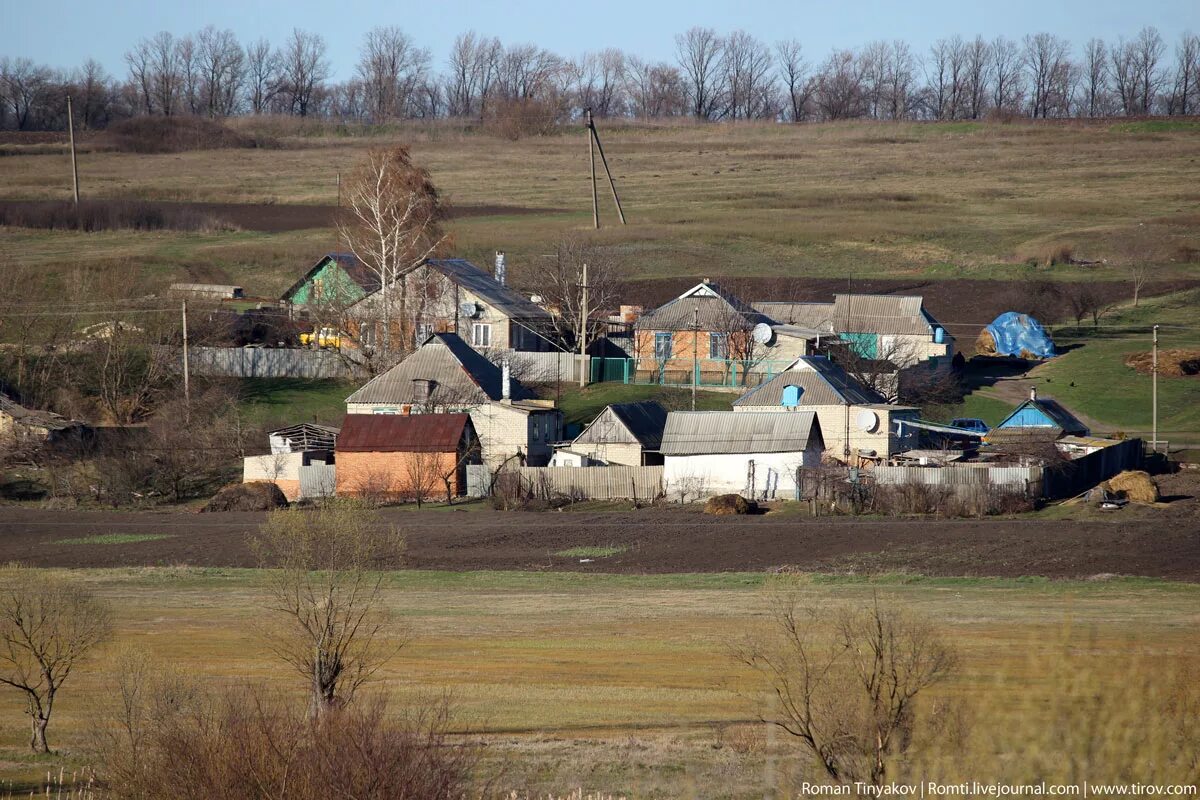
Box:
[102,115,278,153]
[0,199,234,233]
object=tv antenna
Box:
[585,108,626,229]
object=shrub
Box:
[102,115,278,154]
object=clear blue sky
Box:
[4,0,1197,77]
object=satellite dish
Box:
[458,301,480,319]
[857,409,879,433]
[752,322,775,346]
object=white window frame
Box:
[654,332,673,360]
[709,333,728,359]
[472,322,492,348]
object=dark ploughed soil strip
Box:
[0,200,564,233]
[0,508,1197,581]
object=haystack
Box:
[704,494,756,516]
[1124,349,1200,377]
[1099,471,1159,504]
[203,481,288,512]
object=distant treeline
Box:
[1,25,1198,132]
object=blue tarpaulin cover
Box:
[982,312,1057,359]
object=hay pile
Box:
[704,494,756,516]
[1124,349,1200,377]
[202,481,288,512]
[1099,471,1159,504]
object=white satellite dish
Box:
[752,322,775,346]
[458,301,480,319]
[857,409,879,433]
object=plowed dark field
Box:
[2,507,1197,580]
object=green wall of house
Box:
[288,259,367,305]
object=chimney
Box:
[1029,386,1037,401]
[495,251,507,286]
[501,358,511,402]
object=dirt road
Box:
[0,507,1196,580]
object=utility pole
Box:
[66,95,80,227]
[586,108,626,225]
[578,262,589,388]
[1152,324,1159,453]
[691,305,700,411]
[181,300,191,416]
[587,111,599,229]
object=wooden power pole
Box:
[66,95,80,226]
[1152,324,1159,452]
[182,300,191,414]
[585,108,626,228]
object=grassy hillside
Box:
[3,120,1198,297]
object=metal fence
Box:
[590,357,799,388]
[298,464,337,498]
[185,347,365,379]
[503,351,589,384]
[873,464,1043,489]
[466,464,663,501]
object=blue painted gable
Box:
[997,403,1057,429]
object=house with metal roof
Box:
[752,294,953,368]
[984,387,1089,445]
[281,254,379,307]
[660,410,825,501]
[344,254,558,353]
[335,413,481,501]
[242,423,340,502]
[0,393,87,446]
[557,400,668,466]
[732,356,919,464]
[344,333,561,469]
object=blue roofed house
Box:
[985,387,1089,445]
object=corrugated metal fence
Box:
[466,465,663,501]
[298,464,337,498]
[185,347,365,379]
[873,465,1042,489]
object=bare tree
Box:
[358,26,430,121]
[337,145,445,364]
[775,39,812,122]
[280,28,330,116]
[883,40,917,119]
[530,235,623,353]
[195,26,245,117]
[990,36,1024,112]
[1083,38,1110,117]
[814,50,866,120]
[1167,32,1200,115]
[675,27,724,119]
[569,49,626,118]
[736,591,956,787]
[244,38,280,114]
[624,56,686,118]
[721,30,777,120]
[446,31,500,119]
[253,502,406,716]
[0,566,113,752]
[1024,33,1072,118]
[964,35,991,119]
[0,58,53,130]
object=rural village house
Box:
[660,410,825,501]
[552,400,668,467]
[754,294,954,368]
[0,393,87,446]
[335,413,480,500]
[732,356,919,464]
[984,387,1090,445]
[281,253,380,307]
[242,423,338,501]
[344,332,562,469]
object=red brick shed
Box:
[335,413,480,501]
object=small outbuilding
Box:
[985,387,1089,445]
[565,400,668,466]
[660,411,824,501]
[335,413,481,501]
[243,423,340,502]
[0,393,87,447]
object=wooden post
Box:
[578,262,589,388]
[691,305,699,411]
[588,109,626,225]
[66,95,80,227]
[586,109,599,229]
[1152,324,1158,452]
[182,300,191,416]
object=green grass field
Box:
[0,568,1194,796]
[3,120,1198,296]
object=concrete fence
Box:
[185,347,365,379]
[467,464,663,501]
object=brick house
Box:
[334,413,481,501]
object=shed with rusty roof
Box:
[335,413,480,500]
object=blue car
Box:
[950,418,990,435]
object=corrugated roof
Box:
[268,423,340,451]
[0,393,80,431]
[336,413,471,452]
[994,397,1089,436]
[635,281,772,332]
[752,302,836,331]
[424,258,551,320]
[660,411,820,455]
[345,333,533,405]
[575,400,668,449]
[832,294,937,336]
[734,356,885,407]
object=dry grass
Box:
[0,569,1194,796]
[2,121,1198,295]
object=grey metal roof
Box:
[635,281,772,332]
[660,411,821,455]
[752,302,836,331]
[0,393,79,431]
[424,258,551,320]
[734,357,885,407]
[574,400,668,449]
[344,333,533,405]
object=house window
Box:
[415,322,432,345]
[709,333,728,359]
[360,322,377,349]
[472,323,491,348]
[654,332,673,360]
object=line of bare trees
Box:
[3,25,1199,131]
